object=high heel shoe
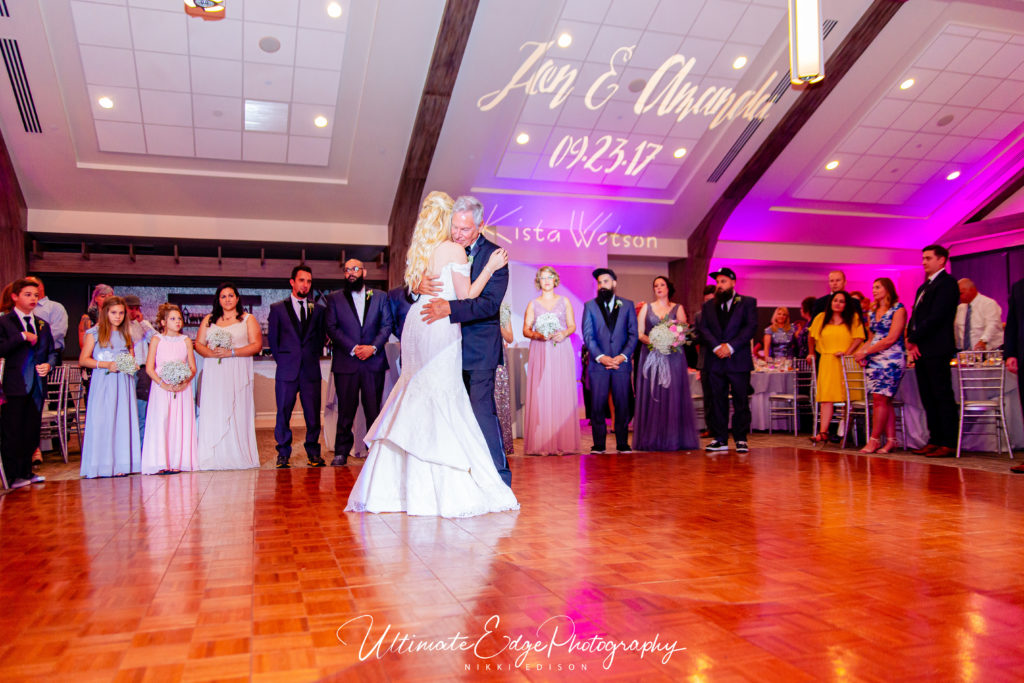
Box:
[860,437,881,454]
[877,440,897,454]
[809,431,829,447]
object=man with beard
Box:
[268,265,327,468]
[581,268,638,453]
[325,259,393,466]
[697,267,758,453]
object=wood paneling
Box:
[0,120,27,285]
[683,0,908,316]
[387,0,480,289]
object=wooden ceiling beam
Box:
[680,0,909,316]
[386,0,480,289]
[0,123,27,285]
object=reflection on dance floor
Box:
[1,446,1024,680]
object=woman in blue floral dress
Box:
[853,278,907,453]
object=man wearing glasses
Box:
[325,259,394,465]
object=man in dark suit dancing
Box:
[0,278,56,488]
[387,285,414,341]
[325,259,394,466]
[420,195,511,486]
[1005,277,1024,472]
[581,268,638,454]
[698,267,758,453]
[907,244,961,458]
[268,265,327,468]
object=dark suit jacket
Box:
[698,294,758,373]
[267,298,326,383]
[388,286,414,341]
[0,312,57,407]
[325,288,393,374]
[581,297,638,367]
[813,292,863,322]
[1003,278,1024,361]
[907,270,959,358]
[448,236,508,371]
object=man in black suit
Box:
[692,285,717,437]
[0,279,57,489]
[387,285,414,341]
[420,195,511,486]
[906,244,960,458]
[812,270,863,322]
[697,267,758,453]
[325,259,394,466]
[1003,277,1024,472]
[267,265,327,468]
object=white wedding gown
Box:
[346,261,519,517]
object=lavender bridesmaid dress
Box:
[634,305,700,451]
[523,297,581,455]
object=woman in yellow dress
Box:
[807,291,866,445]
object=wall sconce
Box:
[788,0,823,84]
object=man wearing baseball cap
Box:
[697,267,758,453]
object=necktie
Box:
[298,300,307,326]
[963,303,972,350]
[24,315,35,334]
[464,245,472,257]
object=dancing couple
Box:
[345,193,519,517]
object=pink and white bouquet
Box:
[647,320,690,355]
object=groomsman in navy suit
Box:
[581,268,638,454]
[326,259,394,466]
[0,278,56,488]
[697,267,758,453]
[420,196,511,486]
[268,265,327,468]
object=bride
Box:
[346,191,519,517]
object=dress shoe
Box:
[912,444,938,455]
[331,454,349,466]
[307,458,326,468]
[275,456,291,469]
[925,446,955,458]
[1010,463,1024,473]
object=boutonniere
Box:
[614,300,622,310]
[365,290,373,302]
[734,295,743,303]
[467,254,474,266]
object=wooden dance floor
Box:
[2,446,1024,681]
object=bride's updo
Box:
[404,191,454,292]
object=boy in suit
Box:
[581,268,638,453]
[697,267,758,453]
[0,279,56,488]
[268,265,327,468]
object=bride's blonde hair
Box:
[404,191,454,292]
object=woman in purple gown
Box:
[634,276,700,451]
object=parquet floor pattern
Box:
[2,445,1024,681]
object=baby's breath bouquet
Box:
[109,353,138,376]
[158,361,191,399]
[206,326,233,364]
[534,312,562,344]
[500,303,511,328]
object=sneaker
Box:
[30,474,45,483]
[307,458,326,468]
[10,478,31,489]
[735,441,749,453]
[275,457,290,469]
[705,440,729,452]
[590,448,606,454]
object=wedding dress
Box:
[346,261,519,517]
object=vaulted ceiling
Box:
[2,0,1023,276]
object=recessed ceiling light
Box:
[900,78,915,90]
[515,132,530,145]
[825,160,840,170]
[946,170,961,181]
[258,36,281,53]
[327,2,343,19]
[732,56,748,69]
[936,114,954,127]
[673,147,687,159]
[628,78,647,93]
[314,115,328,128]
[97,96,114,109]
[557,32,572,48]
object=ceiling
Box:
[2,0,1023,265]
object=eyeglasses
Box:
[344,266,363,273]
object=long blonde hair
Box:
[404,191,454,292]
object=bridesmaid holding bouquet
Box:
[522,266,581,455]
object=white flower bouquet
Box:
[206,326,233,364]
[534,312,562,344]
[158,361,191,398]
[500,303,511,328]
[109,353,138,375]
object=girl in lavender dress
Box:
[79,296,141,477]
[634,276,699,451]
[853,278,907,453]
[522,266,581,455]
[142,304,198,474]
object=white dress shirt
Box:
[350,287,366,326]
[13,307,39,337]
[955,292,1004,350]
[34,296,68,350]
